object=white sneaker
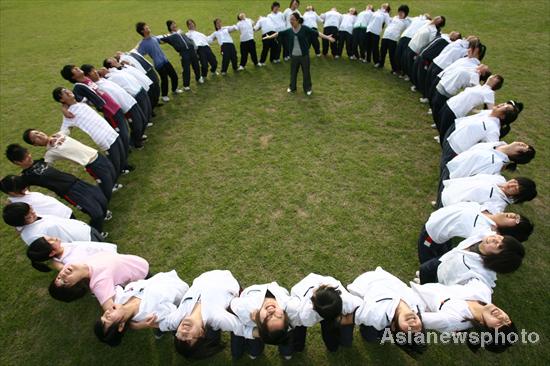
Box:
[147,122,154,127]
[221,72,227,76]
[316,53,321,57]
[427,108,433,115]
[287,88,295,93]
[198,76,204,84]
[430,123,437,129]
[214,71,220,75]
[403,75,410,81]
[284,56,290,61]
[430,200,437,208]
[101,232,109,239]
[237,65,245,71]
[283,355,292,360]
[334,55,340,59]
[248,355,257,360]
[273,59,280,63]
[306,90,312,96]
[174,89,184,94]
[410,85,417,92]
[104,210,113,221]
[183,86,191,91]
[434,136,440,143]
[413,277,420,284]
[419,97,429,104]
[350,56,357,60]
[361,58,367,63]
[374,63,380,68]
[161,96,170,102]
[112,183,123,192]
[391,71,398,76]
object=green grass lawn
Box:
[0,1,548,365]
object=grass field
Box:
[0,1,549,365]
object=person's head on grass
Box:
[381,3,391,14]
[52,87,77,106]
[0,174,28,196]
[467,36,487,61]
[22,128,49,147]
[431,15,446,30]
[289,12,304,28]
[27,236,63,272]
[174,325,224,360]
[103,57,121,70]
[477,234,525,274]
[398,5,409,18]
[6,143,34,168]
[311,285,343,328]
[499,177,537,204]
[49,262,89,302]
[466,320,518,353]
[81,64,101,82]
[94,303,131,347]
[391,303,427,356]
[271,2,281,13]
[485,74,504,91]
[135,22,151,38]
[489,101,523,137]
[60,64,86,84]
[490,212,534,242]
[448,31,462,42]
[252,294,291,345]
[3,201,37,227]
[289,0,300,11]
[499,141,535,173]
[213,18,223,31]
[186,19,197,31]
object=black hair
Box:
[466,322,518,353]
[271,2,280,11]
[6,143,28,163]
[437,16,446,29]
[3,202,31,227]
[478,43,487,61]
[289,0,300,7]
[102,58,114,69]
[48,278,88,302]
[213,18,221,31]
[166,19,175,33]
[312,286,342,322]
[481,236,525,274]
[391,306,427,356]
[512,177,537,203]
[27,237,55,272]
[80,64,95,76]
[398,5,409,16]
[479,69,491,83]
[385,4,391,14]
[94,319,128,347]
[52,86,64,103]
[60,64,76,83]
[498,215,533,242]
[174,327,224,359]
[186,19,196,28]
[254,310,290,345]
[291,11,304,24]
[506,144,535,172]
[135,22,146,37]
[22,128,36,145]
[0,174,28,194]
[491,74,504,91]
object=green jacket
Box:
[279,25,318,56]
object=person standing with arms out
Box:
[208,19,239,75]
[265,12,335,95]
[235,13,259,70]
[365,3,391,65]
[268,2,286,63]
[302,5,323,56]
[185,19,218,79]
[337,8,357,59]
[135,22,181,102]
[282,0,301,61]
[378,5,411,72]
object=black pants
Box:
[126,103,146,148]
[156,62,178,96]
[365,32,380,63]
[289,55,311,92]
[221,43,238,73]
[90,227,105,242]
[106,110,129,155]
[395,36,411,73]
[425,64,442,100]
[280,31,290,59]
[63,180,107,232]
[419,258,442,284]
[309,28,321,55]
[417,225,453,264]
[260,31,280,63]
[431,90,449,126]
[240,39,258,67]
[106,136,127,176]
[436,165,450,208]
[197,46,218,77]
[438,103,457,144]
[337,31,353,57]
[404,47,417,78]
[292,322,354,353]
[379,38,397,70]
[352,27,366,59]
[411,54,424,87]
[415,56,430,94]
[179,49,201,87]
[134,88,152,123]
[230,333,291,359]
[440,125,458,174]
[359,325,385,342]
[145,69,161,109]
[322,26,338,56]
[85,154,116,201]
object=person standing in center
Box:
[265,12,335,95]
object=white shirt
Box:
[60,102,118,151]
[426,202,495,243]
[286,273,361,327]
[20,215,92,245]
[185,30,211,47]
[230,282,290,338]
[438,66,480,97]
[95,78,137,113]
[208,26,237,45]
[401,16,429,38]
[268,11,286,31]
[438,56,480,78]
[321,10,342,28]
[119,54,147,74]
[441,174,510,214]
[447,84,495,118]
[447,141,509,179]
[339,14,356,34]
[347,267,425,330]
[283,8,301,29]
[44,133,98,166]
[447,110,500,154]
[366,9,390,35]
[161,270,252,337]
[410,279,492,332]
[382,16,411,41]
[433,39,469,69]
[437,234,498,288]
[8,192,72,220]
[254,16,276,34]
[303,11,322,29]
[114,270,189,325]
[55,241,118,264]
[105,68,142,96]
[354,9,373,28]
[408,23,437,54]
[122,65,152,90]
[235,18,254,42]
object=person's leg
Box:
[419,258,442,284]
[438,103,457,143]
[89,227,105,242]
[379,38,389,67]
[156,64,169,97]
[359,325,384,342]
[346,33,353,57]
[365,32,373,62]
[247,338,265,358]
[411,55,422,86]
[127,104,146,147]
[250,40,258,65]
[207,47,218,73]
[340,323,354,347]
[260,37,269,63]
[85,154,115,201]
[64,180,107,232]
[230,44,238,70]
[197,47,209,77]
[395,37,410,73]
[372,34,380,64]
[388,40,397,72]
[440,126,457,174]
[135,89,152,123]
[322,28,330,55]
[112,111,130,154]
[417,60,429,94]
[418,225,440,264]
[230,333,245,359]
[320,320,340,352]
[146,70,161,108]
[435,165,450,209]
[330,27,339,56]
[180,52,191,88]
[281,31,289,59]
[352,28,360,58]
[240,41,248,67]
[273,36,281,61]
[190,50,201,81]
[221,44,230,73]
[431,91,448,126]
[289,56,299,91]
[292,326,307,352]
[311,33,321,55]
[165,62,178,92]
[302,56,312,93]
[108,137,126,176]
[337,31,345,56]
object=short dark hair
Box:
[506,145,535,172]
[392,310,428,356]
[0,174,28,194]
[60,65,76,83]
[3,202,31,227]
[186,19,196,28]
[5,143,28,163]
[271,2,280,10]
[482,236,525,274]
[398,5,410,16]
[27,237,54,272]
[173,327,224,359]
[437,16,446,29]
[498,215,533,242]
[213,18,221,31]
[22,128,36,145]
[467,322,518,353]
[136,22,146,37]
[312,286,342,322]
[254,310,290,345]
[479,69,491,83]
[94,319,128,347]
[52,87,64,103]
[291,12,304,24]
[491,74,504,90]
[512,177,537,203]
[166,19,175,33]
[48,278,88,302]
[289,0,300,7]
[80,64,95,76]
[102,58,114,69]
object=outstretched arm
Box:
[318,32,336,42]
[263,32,279,40]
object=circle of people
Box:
[1,0,538,361]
